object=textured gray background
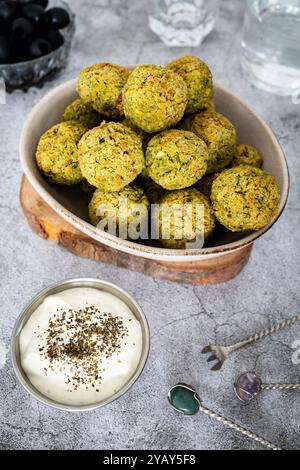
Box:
[0,0,299,450]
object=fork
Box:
[201,313,300,371]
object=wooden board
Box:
[20,176,253,285]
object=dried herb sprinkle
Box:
[38,305,128,391]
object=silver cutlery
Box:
[202,313,300,371]
[168,383,282,450]
[234,371,300,403]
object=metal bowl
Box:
[11,278,150,412]
[0,1,75,91]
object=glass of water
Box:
[148,0,219,47]
[241,0,300,96]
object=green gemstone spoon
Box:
[168,383,282,450]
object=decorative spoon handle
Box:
[261,383,300,391]
[199,404,281,450]
[230,313,300,352]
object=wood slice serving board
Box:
[20,176,252,285]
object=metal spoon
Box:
[168,383,282,450]
[234,371,300,403]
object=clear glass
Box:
[148,0,219,47]
[241,0,300,96]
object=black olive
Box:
[22,3,46,25]
[46,7,70,29]
[32,0,48,7]
[11,39,30,62]
[0,17,9,36]
[0,1,18,24]
[7,1,32,3]
[0,35,11,63]
[43,28,63,50]
[11,17,34,40]
[6,0,32,9]
[29,37,51,58]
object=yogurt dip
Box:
[19,287,143,406]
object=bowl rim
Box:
[11,278,150,412]
[19,77,290,262]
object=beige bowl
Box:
[20,75,289,263]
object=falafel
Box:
[78,122,145,192]
[89,183,150,240]
[77,63,129,118]
[61,98,102,129]
[231,144,263,168]
[146,129,208,190]
[211,166,280,232]
[157,188,215,249]
[167,56,213,115]
[189,111,236,173]
[122,65,188,133]
[36,121,86,185]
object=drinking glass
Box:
[241,0,300,95]
[148,0,219,47]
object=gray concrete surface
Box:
[0,0,299,450]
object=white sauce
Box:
[20,287,143,406]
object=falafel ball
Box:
[157,188,215,249]
[77,63,130,118]
[36,121,86,185]
[211,166,280,232]
[61,99,102,129]
[122,65,188,133]
[189,111,236,173]
[146,129,208,190]
[89,183,150,240]
[231,144,263,168]
[78,122,145,192]
[167,56,213,115]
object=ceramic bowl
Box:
[19,73,289,262]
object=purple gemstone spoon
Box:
[235,371,300,403]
